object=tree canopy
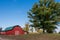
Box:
[28,0,60,33]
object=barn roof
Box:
[2,25,20,32]
[5,27,13,31]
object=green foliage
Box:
[28,0,60,33]
[59,32,60,34]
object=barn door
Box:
[15,31,19,35]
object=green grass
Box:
[0,34,60,40]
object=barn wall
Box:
[6,26,25,35]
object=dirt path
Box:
[0,37,10,40]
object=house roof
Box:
[2,25,20,32]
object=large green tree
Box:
[28,0,60,33]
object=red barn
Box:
[0,25,26,35]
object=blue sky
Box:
[0,0,60,31]
[0,0,38,29]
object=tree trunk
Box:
[43,24,45,33]
[43,29,45,33]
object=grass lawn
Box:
[0,34,60,40]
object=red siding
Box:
[0,26,25,35]
[6,27,25,35]
[0,32,6,35]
